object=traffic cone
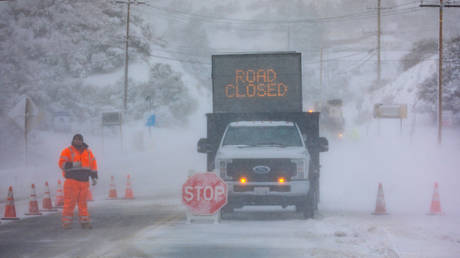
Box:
[372,183,388,215]
[124,174,135,200]
[428,182,443,215]
[1,186,20,220]
[25,184,42,216]
[55,179,64,208]
[41,181,58,212]
[87,186,94,202]
[107,176,117,199]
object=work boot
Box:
[63,224,72,230]
[81,222,92,229]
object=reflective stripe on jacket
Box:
[59,146,97,182]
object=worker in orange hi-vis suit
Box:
[58,134,98,229]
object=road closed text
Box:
[224,69,288,98]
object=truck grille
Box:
[227,159,296,182]
[233,185,291,192]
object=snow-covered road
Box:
[2,194,459,258]
[1,118,460,257]
[90,205,460,258]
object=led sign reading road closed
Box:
[212,53,302,113]
[224,69,287,98]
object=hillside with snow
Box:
[1,0,460,168]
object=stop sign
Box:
[182,172,228,215]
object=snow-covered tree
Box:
[418,37,460,117]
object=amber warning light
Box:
[239,177,248,184]
[278,177,285,184]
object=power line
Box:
[148,53,211,65]
[141,2,423,25]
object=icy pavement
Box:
[90,206,460,258]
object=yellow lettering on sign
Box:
[267,82,277,97]
[257,84,266,97]
[246,70,256,83]
[278,83,287,96]
[235,85,246,98]
[225,84,234,98]
[256,69,267,83]
[224,69,288,98]
[235,70,245,84]
[267,69,276,82]
[246,83,256,98]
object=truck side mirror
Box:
[197,138,210,153]
[317,137,328,152]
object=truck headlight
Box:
[218,159,232,179]
[291,159,307,179]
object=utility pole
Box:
[320,47,323,89]
[116,0,145,112]
[368,0,387,89]
[287,23,291,50]
[377,0,381,88]
[420,0,460,144]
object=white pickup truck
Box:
[215,121,314,217]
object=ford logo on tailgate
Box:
[253,165,271,174]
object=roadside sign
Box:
[146,114,156,127]
[102,112,122,126]
[374,104,407,119]
[8,96,39,132]
[7,96,41,165]
[373,103,408,134]
[182,172,228,215]
[101,111,123,151]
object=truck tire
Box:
[303,205,314,219]
[297,192,315,219]
[313,180,319,210]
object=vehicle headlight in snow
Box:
[218,159,232,180]
[291,159,306,179]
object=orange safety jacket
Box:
[59,145,98,182]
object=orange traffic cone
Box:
[124,174,135,200]
[87,186,94,201]
[1,186,20,220]
[41,181,58,212]
[372,183,388,215]
[25,184,42,216]
[428,182,443,215]
[107,176,117,199]
[55,179,64,208]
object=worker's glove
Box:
[91,177,97,186]
[64,162,73,169]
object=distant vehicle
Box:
[52,111,72,132]
[314,99,345,139]
[197,52,328,219]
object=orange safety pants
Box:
[62,179,90,226]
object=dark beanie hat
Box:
[72,134,83,141]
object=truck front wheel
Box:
[296,192,315,219]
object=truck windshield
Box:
[222,126,303,147]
